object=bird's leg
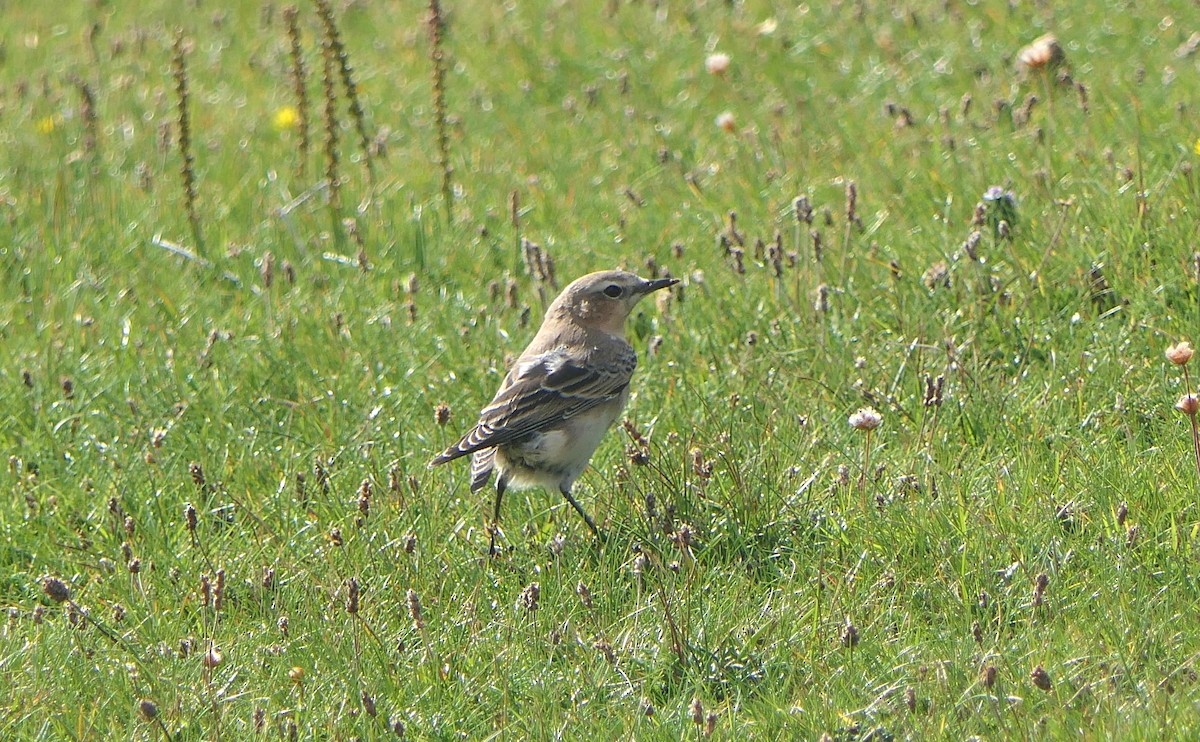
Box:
[489,474,509,556]
[560,487,602,539]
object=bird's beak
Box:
[639,277,680,294]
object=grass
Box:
[2,0,1200,738]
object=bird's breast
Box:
[496,395,628,488]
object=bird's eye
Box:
[603,284,623,298]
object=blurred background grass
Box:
[1,0,1200,738]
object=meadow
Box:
[2,0,1200,738]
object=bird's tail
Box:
[469,448,495,493]
[429,434,471,468]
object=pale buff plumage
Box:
[431,270,677,543]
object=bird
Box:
[430,269,678,549]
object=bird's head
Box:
[548,270,678,334]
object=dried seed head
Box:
[289,666,304,683]
[185,503,198,533]
[42,577,71,604]
[313,456,331,494]
[848,407,883,431]
[361,689,377,717]
[983,665,998,688]
[294,472,308,506]
[402,533,417,554]
[835,464,850,486]
[278,615,289,637]
[715,111,736,133]
[705,712,718,737]
[963,230,982,261]
[676,523,694,549]
[254,707,266,732]
[622,419,649,448]
[346,577,360,614]
[730,247,745,275]
[840,617,859,648]
[626,444,649,467]
[593,638,616,664]
[1166,341,1194,366]
[329,527,344,546]
[1176,394,1200,417]
[1033,572,1049,607]
[358,478,371,519]
[1116,502,1128,526]
[971,201,987,226]
[576,580,593,608]
[138,699,159,721]
[690,698,705,726]
[691,448,713,480]
[407,589,425,629]
[434,403,451,426]
[923,261,950,290]
[189,462,206,489]
[971,620,982,644]
[212,570,225,610]
[261,250,275,287]
[794,195,813,225]
[1030,665,1052,691]
[813,283,830,312]
[518,582,540,612]
[904,687,916,712]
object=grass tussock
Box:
[2,1,1200,739]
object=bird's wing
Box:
[469,447,495,492]
[430,345,636,464]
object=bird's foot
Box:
[486,522,506,557]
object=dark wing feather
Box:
[429,345,636,465]
[468,447,495,492]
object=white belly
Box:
[496,395,626,492]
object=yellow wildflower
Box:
[273,106,300,131]
[35,116,56,134]
[1194,137,1200,156]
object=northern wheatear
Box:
[430,270,678,545]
